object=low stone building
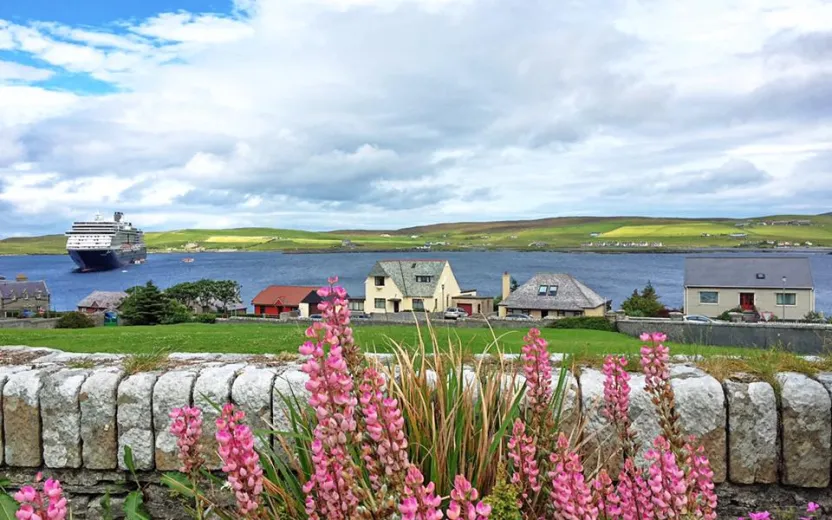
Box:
[0,279,50,317]
[498,272,606,319]
[77,291,128,313]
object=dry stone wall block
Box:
[153,370,198,471]
[42,369,89,468]
[272,368,310,458]
[232,367,277,450]
[80,368,124,470]
[672,373,727,483]
[724,380,778,484]
[778,372,831,488]
[117,373,157,471]
[579,369,622,475]
[0,365,27,466]
[193,363,245,469]
[628,373,661,469]
[3,369,47,467]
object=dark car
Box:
[309,314,323,321]
[353,313,372,320]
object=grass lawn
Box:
[0,322,751,357]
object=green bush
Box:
[162,300,192,325]
[803,311,826,323]
[621,282,666,317]
[194,313,217,324]
[548,316,616,332]
[55,311,95,329]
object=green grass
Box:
[0,322,752,357]
[3,214,831,255]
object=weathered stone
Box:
[80,368,124,470]
[724,380,778,484]
[778,372,831,487]
[628,373,661,468]
[273,368,310,457]
[0,365,28,465]
[232,366,277,450]
[672,373,727,483]
[86,495,126,520]
[42,369,89,468]
[193,363,245,468]
[579,369,622,474]
[153,369,198,471]
[117,373,157,471]
[3,368,47,466]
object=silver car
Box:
[683,314,713,323]
[444,307,469,320]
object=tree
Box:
[621,281,666,317]
[165,279,241,315]
[121,281,168,325]
[212,280,242,316]
[510,277,518,292]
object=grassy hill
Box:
[2,214,831,255]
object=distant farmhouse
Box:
[0,276,50,317]
[683,256,815,320]
[77,291,128,313]
[252,285,330,318]
[498,272,606,319]
[365,260,462,313]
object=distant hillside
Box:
[2,214,831,255]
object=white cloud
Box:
[0,60,53,82]
[0,0,831,235]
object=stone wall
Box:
[224,314,542,329]
[617,317,832,354]
[1,346,832,518]
[0,318,61,329]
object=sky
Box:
[0,0,831,237]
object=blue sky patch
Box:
[0,0,235,26]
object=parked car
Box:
[353,312,372,320]
[683,314,713,323]
[444,307,469,320]
[505,313,533,321]
[309,314,323,321]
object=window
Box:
[699,291,719,304]
[776,293,796,306]
[415,275,432,283]
[374,276,385,287]
[538,285,548,296]
[348,300,364,311]
[374,298,386,309]
[548,285,558,296]
[413,299,425,311]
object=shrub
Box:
[621,281,666,317]
[162,300,192,325]
[548,316,616,332]
[803,311,826,323]
[120,281,167,325]
[55,311,95,329]
[193,313,217,324]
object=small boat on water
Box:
[182,257,195,263]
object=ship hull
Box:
[69,248,147,272]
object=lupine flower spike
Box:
[447,474,491,520]
[399,465,443,520]
[14,473,68,520]
[215,403,264,516]
[170,406,204,474]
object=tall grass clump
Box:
[5,278,825,519]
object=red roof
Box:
[252,286,319,306]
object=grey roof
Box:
[0,280,49,299]
[77,291,128,310]
[684,256,813,289]
[369,260,449,297]
[499,273,605,311]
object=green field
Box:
[2,214,831,255]
[0,322,751,357]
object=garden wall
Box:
[0,318,60,329]
[2,346,832,518]
[223,315,544,329]
[617,318,832,354]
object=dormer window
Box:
[548,286,558,296]
[756,273,766,279]
[416,275,432,283]
[374,276,385,287]
[538,285,548,296]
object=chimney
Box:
[502,272,511,300]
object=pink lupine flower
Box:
[644,436,689,517]
[685,444,718,520]
[591,469,621,518]
[169,406,204,474]
[521,328,553,423]
[617,458,653,520]
[640,334,670,388]
[215,404,264,516]
[548,433,597,519]
[748,513,771,520]
[317,277,362,375]
[399,465,443,520]
[507,418,541,503]
[300,291,362,520]
[14,475,67,520]
[808,502,820,513]
[447,474,491,520]
[602,355,631,429]
[359,366,409,492]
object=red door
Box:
[739,293,755,311]
[459,303,473,315]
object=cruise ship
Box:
[66,212,147,271]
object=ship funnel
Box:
[114,212,123,222]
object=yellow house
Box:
[498,272,606,319]
[683,256,815,320]
[365,260,462,313]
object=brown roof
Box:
[252,286,319,306]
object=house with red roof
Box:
[252,285,349,318]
